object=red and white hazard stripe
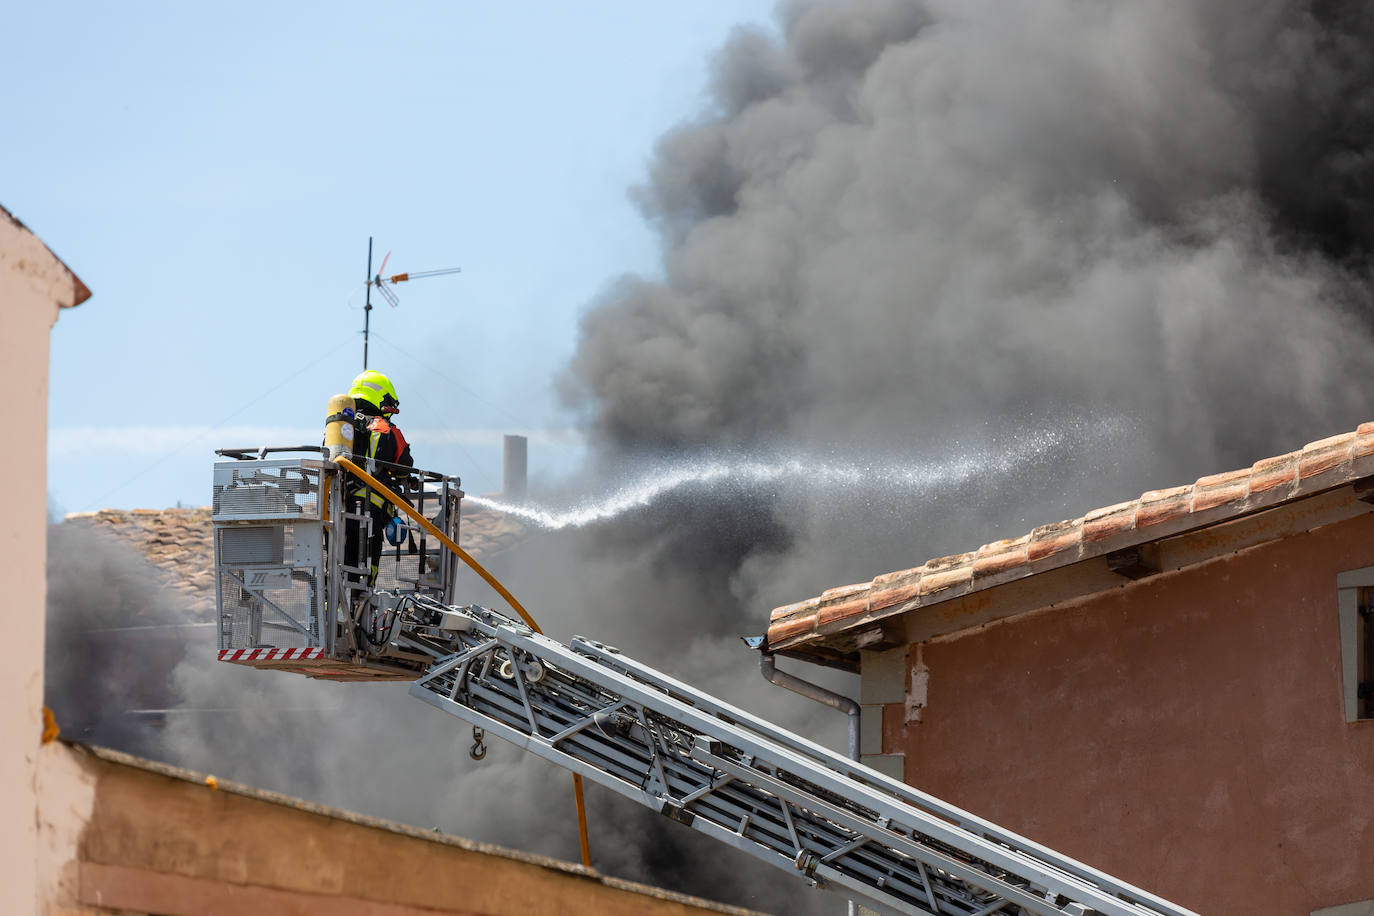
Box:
[218,647,325,662]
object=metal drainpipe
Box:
[758,652,860,760]
[757,652,862,916]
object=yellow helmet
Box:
[349,370,400,415]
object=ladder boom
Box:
[398,597,1198,916]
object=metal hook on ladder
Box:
[469,726,487,761]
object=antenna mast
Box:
[359,237,461,369]
[363,237,374,369]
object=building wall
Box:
[885,511,1374,915]
[0,210,86,915]
[36,741,766,916]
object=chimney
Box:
[503,434,527,501]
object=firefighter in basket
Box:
[328,369,415,590]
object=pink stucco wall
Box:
[892,511,1374,915]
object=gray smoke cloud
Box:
[569,1,1372,462]
[48,2,1374,914]
[559,0,1374,615]
[45,523,187,753]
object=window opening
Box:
[1359,587,1373,720]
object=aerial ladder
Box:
[210,446,1200,916]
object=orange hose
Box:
[334,456,592,866]
[334,456,540,633]
[573,774,592,868]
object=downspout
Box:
[755,648,861,916]
[757,652,860,762]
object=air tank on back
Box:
[324,393,355,460]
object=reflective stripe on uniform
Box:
[350,423,391,509]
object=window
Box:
[1335,569,1374,722]
[1360,588,1373,721]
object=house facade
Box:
[767,424,1374,916]
[1,205,91,911]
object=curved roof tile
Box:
[767,420,1374,652]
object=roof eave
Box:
[768,424,1374,661]
[2,202,91,308]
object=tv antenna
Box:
[361,236,462,369]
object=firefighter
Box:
[343,369,414,589]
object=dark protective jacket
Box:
[350,405,414,508]
[344,406,416,586]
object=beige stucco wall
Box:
[35,742,767,916]
[0,208,88,914]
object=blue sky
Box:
[9,2,777,513]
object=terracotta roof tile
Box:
[770,596,822,625]
[873,565,925,586]
[1248,453,1299,496]
[971,547,1028,579]
[817,597,871,630]
[869,575,923,613]
[1298,432,1355,480]
[976,535,1029,556]
[1027,519,1082,562]
[1354,426,1374,460]
[767,419,1374,652]
[820,582,869,601]
[767,615,818,645]
[1191,467,1250,512]
[1137,486,1192,529]
[925,551,976,571]
[917,564,972,596]
[815,582,870,630]
[1082,500,1137,542]
[64,507,217,619]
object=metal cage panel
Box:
[212,460,325,522]
[216,521,325,652]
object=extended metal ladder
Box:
[393,596,1198,916]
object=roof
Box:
[64,506,217,618]
[767,421,1374,665]
[1,203,91,307]
[62,504,530,616]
